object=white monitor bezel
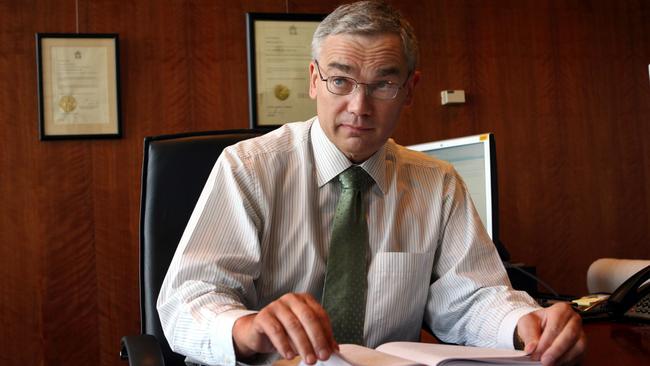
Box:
[407,133,496,241]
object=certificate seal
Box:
[58,95,77,113]
[274,84,290,101]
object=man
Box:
[158,1,586,365]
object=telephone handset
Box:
[574,265,650,322]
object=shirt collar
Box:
[311,118,387,194]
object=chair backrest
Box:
[140,129,264,365]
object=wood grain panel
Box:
[1,1,649,365]
[38,142,99,366]
[0,28,44,360]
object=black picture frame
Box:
[246,13,325,129]
[36,33,122,140]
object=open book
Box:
[275,342,540,366]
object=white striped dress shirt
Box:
[157,118,540,365]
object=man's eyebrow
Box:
[327,62,353,74]
[325,62,402,77]
[376,67,401,77]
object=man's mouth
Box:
[338,123,373,134]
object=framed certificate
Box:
[246,13,325,129]
[36,33,121,140]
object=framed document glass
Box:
[247,13,325,129]
[36,33,121,140]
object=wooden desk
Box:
[583,321,650,364]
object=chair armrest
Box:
[120,335,165,366]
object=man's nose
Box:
[347,84,372,116]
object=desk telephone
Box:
[574,265,650,322]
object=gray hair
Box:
[312,1,419,72]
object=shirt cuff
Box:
[496,306,539,349]
[211,308,259,365]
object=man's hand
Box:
[232,293,339,365]
[516,302,586,365]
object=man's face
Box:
[309,33,419,163]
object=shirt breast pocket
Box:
[364,251,435,346]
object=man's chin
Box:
[339,140,379,163]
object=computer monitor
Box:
[408,133,509,260]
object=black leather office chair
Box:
[121,129,265,366]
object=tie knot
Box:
[339,166,373,191]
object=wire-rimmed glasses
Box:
[314,60,410,100]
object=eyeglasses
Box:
[314,60,410,100]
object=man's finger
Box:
[303,294,339,354]
[273,295,320,364]
[554,331,586,366]
[285,294,335,361]
[254,309,296,359]
[535,303,573,357]
[539,314,584,365]
[516,312,542,357]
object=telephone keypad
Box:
[625,292,650,320]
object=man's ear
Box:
[309,62,318,99]
[403,70,420,106]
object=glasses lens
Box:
[327,77,356,95]
[370,84,399,100]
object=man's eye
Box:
[331,77,352,88]
[374,81,394,90]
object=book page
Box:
[287,344,422,366]
[376,342,540,366]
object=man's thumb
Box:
[516,313,542,356]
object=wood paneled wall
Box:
[1,1,648,365]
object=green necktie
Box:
[322,166,373,345]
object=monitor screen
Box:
[408,133,506,259]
